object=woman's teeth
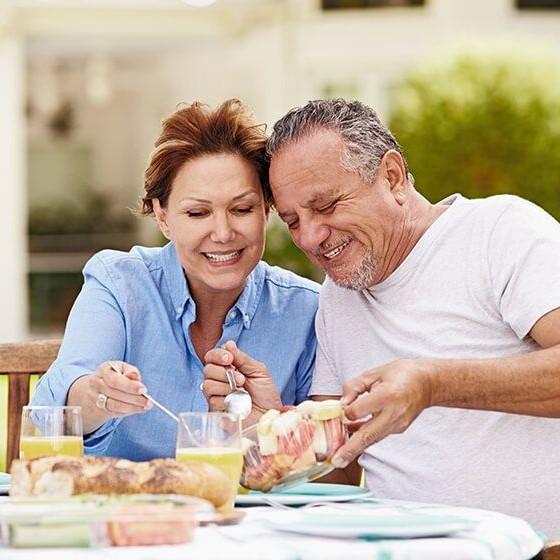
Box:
[324,241,350,260]
[204,251,241,263]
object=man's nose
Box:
[294,217,329,253]
[210,214,235,243]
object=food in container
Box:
[0,494,208,548]
[240,400,346,492]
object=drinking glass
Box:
[19,405,84,460]
[176,412,242,512]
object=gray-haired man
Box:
[267,99,560,536]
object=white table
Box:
[0,499,544,560]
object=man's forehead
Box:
[271,128,344,169]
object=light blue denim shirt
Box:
[32,243,319,461]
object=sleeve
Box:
[488,198,560,339]
[31,254,124,454]
[308,303,343,397]
[293,322,318,404]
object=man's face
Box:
[270,129,406,290]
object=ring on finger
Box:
[95,392,108,410]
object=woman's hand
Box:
[88,361,153,417]
[68,361,152,434]
[202,341,283,421]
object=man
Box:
[264,98,560,536]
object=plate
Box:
[0,474,10,496]
[235,482,370,505]
[265,510,476,539]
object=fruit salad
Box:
[240,400,346,492]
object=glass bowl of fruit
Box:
[240,400,346,492]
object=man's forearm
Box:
[427,344,560,417]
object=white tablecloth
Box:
[0,499,544,560]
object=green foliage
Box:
[29,190,136,235]
[263,217,324,282]
[389,51,560,218]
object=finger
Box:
[208,396,225,412]
[341,370,382,406]
[101,383,152,409]
[106,361,143,382]
[204,348,234,367]
[101,367,147,396]
[344,392,383,421]
[105,396,149,416]
[343,418,371,434]
[224,340,266,377]
[203,364,245,386]
[201,379,232,399]
[331,413,392,469]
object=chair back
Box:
[0,339,61,471]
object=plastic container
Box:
[240,400,347,492]
[0,494,212,548]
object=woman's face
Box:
[153,153,268,300]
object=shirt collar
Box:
[162,242,191,320]
[162,242,266,327]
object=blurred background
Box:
[1,0,560,342]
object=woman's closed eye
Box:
[185,209,209,218]
[232,206,254,215]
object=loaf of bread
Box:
[9,456,230,509]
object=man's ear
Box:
[381,150,408,205]
[153,199,171,240]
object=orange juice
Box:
[176,447,242,512]
[19,436,84,460]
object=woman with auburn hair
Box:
[32,99,319,461]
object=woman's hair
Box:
[141,99,270,215]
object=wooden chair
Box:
[0,339,61,472]
[544,542,560,560]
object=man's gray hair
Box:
[266,99,411,184]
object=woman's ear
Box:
[153,199,171,240]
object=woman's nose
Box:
[210,214,235,243]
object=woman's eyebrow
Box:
[178,189,258,205]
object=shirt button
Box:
[229,311,236,319]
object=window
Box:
[516,0,560,8]
[322,0,424,9]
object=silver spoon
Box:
[223,367,252,420]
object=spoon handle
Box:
[225,367,237,391]
[143,393,180,424]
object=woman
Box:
[32,99,319,461]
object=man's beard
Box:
[326,249,378,291]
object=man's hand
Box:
[203,341,283,419]
[331,359,434,468]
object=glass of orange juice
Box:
[19,405,84,460]
[176,412,242,513]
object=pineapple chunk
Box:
[312,400,344,421]
[312,420,327,456]
[296,400,317,417]
[271,410,302,436]
[257,432,279,456]
[257,409,281,436]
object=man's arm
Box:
[332,307,560,469]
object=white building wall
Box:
[0,17,27,342]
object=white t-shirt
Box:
[310,193,560,537]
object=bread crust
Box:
[9,456,230,509]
